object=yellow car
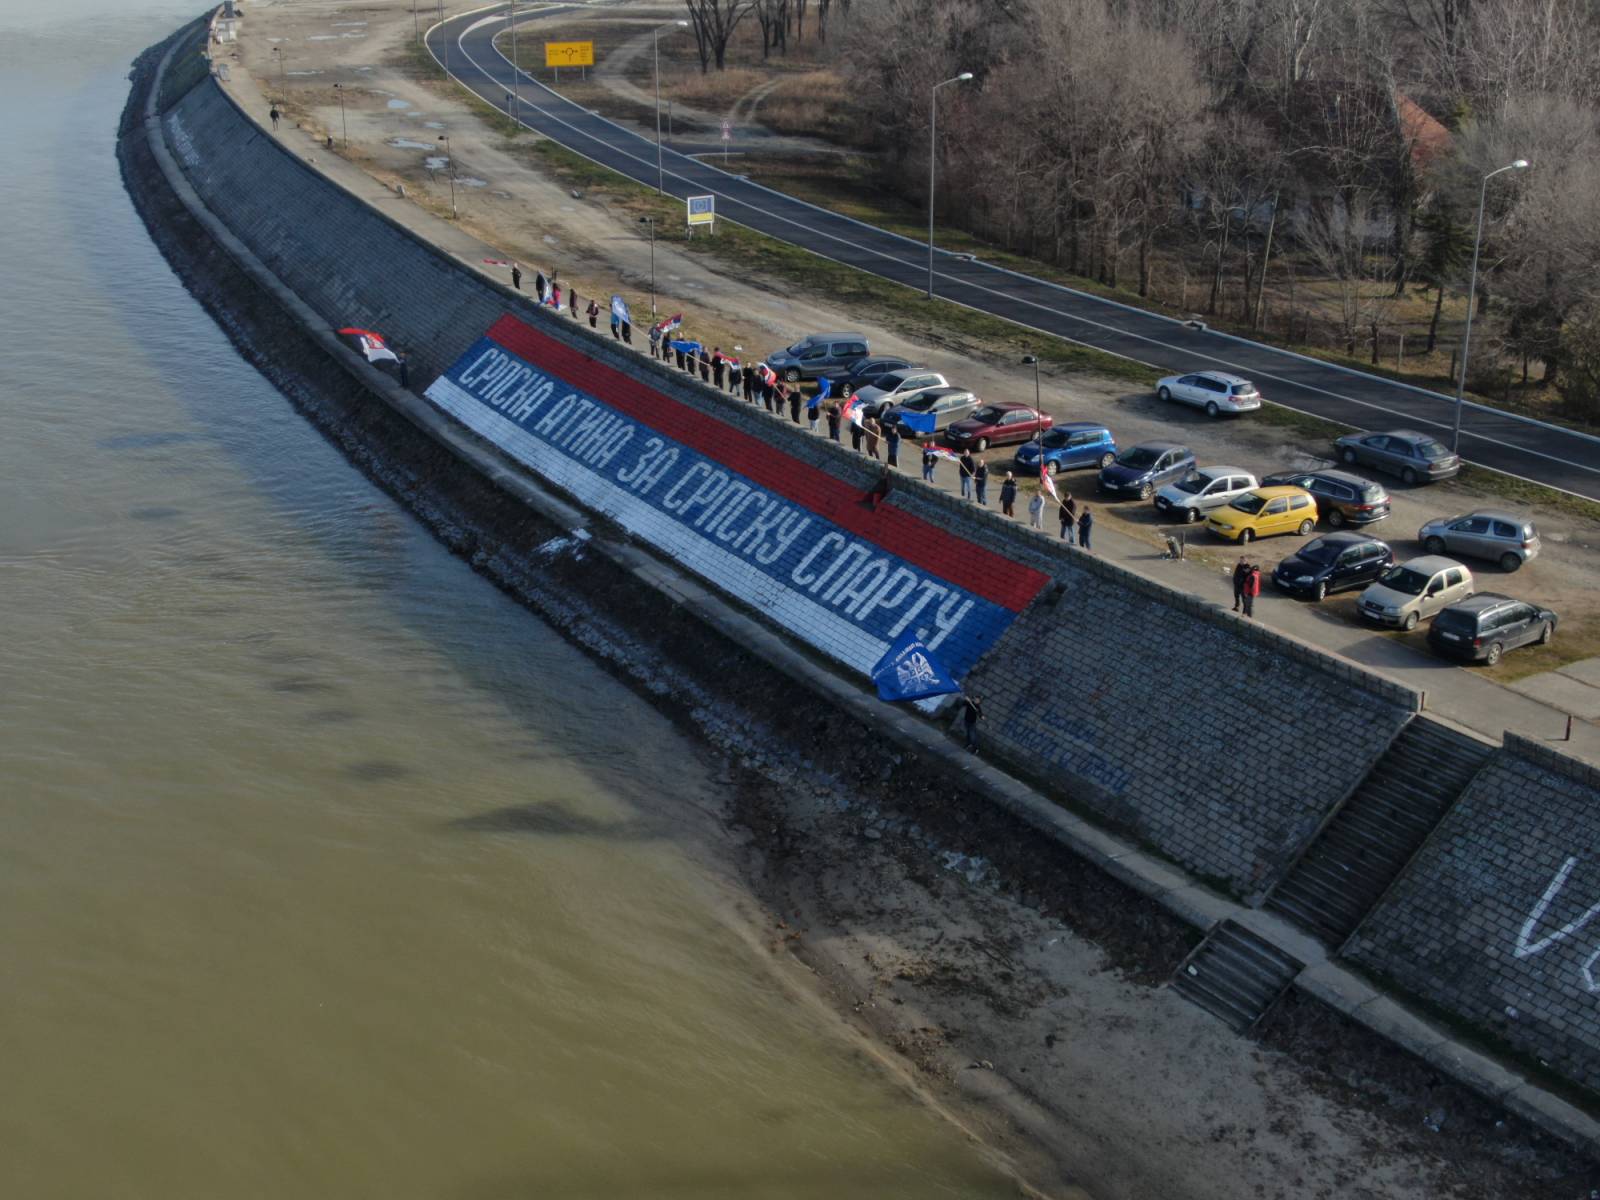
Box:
[1206,486,1318,543]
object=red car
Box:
[942,402,1054,452]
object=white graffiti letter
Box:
[1513,857,1600,959]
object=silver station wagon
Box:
[1418,510,1541,572]
[1156,371,1262,417]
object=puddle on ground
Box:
[388,139,434,150]
[333,20,368,26]
[307,34,339,40]
[423,121,445,129]
[543,234,559,244]
[424,156,449,171]
[458,177,488,188]
[285,70,322,76]
[387,99,411,110]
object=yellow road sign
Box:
[544,41,594,67]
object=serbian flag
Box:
[758,363,777,388]
[338,327,399,365]
[722,355,740,371]
[926,445,962,464]
[1040,460,1061,503]
[654,313,683,336]
[840,393,865,426]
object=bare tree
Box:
[684,0,753,71]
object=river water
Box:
[0,4,1014,1195]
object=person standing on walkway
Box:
[700,347,713,383]
[1231,556,1250,612]
[269,104,281,130]
[789,386,802,424]
[826,401,842,442]
[961,693,983,753]
[1028,489,1045,529]
[397,351,410,389]
[1241,563,1261,618]
[1058,496,1075,541]
[999,472,1018,517]
[806,389,822,433]
[864,414,882,459]
[885,422,901,468]
[511,263,522,291]
[569,288,579,319]
[922,443,938,483]
[1077,505,1094,551]
[586,298,599,328]
[958,449,975,500]
[712,348,726,390]
[974,458,989,506]
[850,413,865,453]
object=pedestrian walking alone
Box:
[511,263,522,291]
[1241,563,1261,618]
[974,458,989,506]
[922,443,938,482]
[958,449,975,499]
[269,104,281,130]
[885,422,901,468]
[999,472,1018,517]
[1028,490,1045,529]
[1077,505,1094,551]
[864,415,882,459]
[961,693,983,753]
[826,402,842,442]
[586,299,599,329]
[1231,556,1250,612]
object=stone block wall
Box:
[1346,736,1600,1093]
[162,73,1419,900]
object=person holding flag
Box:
[806,386,823,432]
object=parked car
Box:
[1014,423,1118,475]
[943,403,1053,451]
[1156,371,1263,416]
[1153,466,1258,523]
[1260,468,1391,527]
[1271,532,1396,601]
[1206,486,1318,542]
[1097,442,1196,499]
[765,332,870,382]
[1428,593,1557,665]
[851,368,949,418]
[1357,555,1474,630]
[1418,510,1542,572]
[880,387,980,436]
[820,356,911,399]
[1334,429,1461,484]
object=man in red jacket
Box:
[1241,563,1262,619]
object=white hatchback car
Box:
[1157,371,1263,417]
[1153,466,1258,523]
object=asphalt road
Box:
[429,6,1600,502]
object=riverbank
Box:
[124,10,1600,1197]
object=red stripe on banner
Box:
[487,315,1048,612]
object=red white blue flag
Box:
[338,327,399,365]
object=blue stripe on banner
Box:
[424,335,1025,680]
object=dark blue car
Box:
[1012,423,1118,476]
[1097,442,1196,499]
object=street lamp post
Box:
[437,134,457,219]
[333,83,347,148]
[1451,158,1530,452]
[653,20,690,195]
[272,45,284,84]
[640,217,658,317]
[926,72,973,300]
[1022,353,1043,465]
[413,0,419,42]
[508,0,519,122]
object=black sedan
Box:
[819,356,912,399]
[1271,532,1395,601]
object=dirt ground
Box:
[220,5,1600,1195]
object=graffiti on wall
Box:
[1512,856,1600,992]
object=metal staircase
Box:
[1263,718,1492,944]
[1170,921,1303,1032]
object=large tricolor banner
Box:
[424,315,1047,679]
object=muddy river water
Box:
[0,3,1015,1194]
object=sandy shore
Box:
[206,4,1600,1195]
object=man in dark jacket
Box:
[1059,493,1078,542]
[958,450,975,499]
[1077,505,1094,550]
[999,471,1018,517]
[826,402,842,442]
[974,458,989,506]
[850,414,864,453]
[789,386,802,424]
[885,422,901,468]
[711,349,726,390]
[1231,556,1251,612]
[961,693,983,752]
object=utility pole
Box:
[926,73,973,300]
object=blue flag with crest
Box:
[871,630,963,703]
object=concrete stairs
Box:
[1170,920,1303,1032]
[1263,718,1492,944]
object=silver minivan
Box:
[766,332,870,382]
[1418,510,1541,572]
